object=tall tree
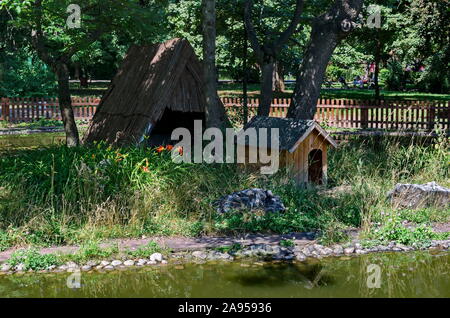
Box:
[287,0,364,120]
[244,0,304,116]
[201,0,228,128]
[1,0,166,146]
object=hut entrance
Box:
[147,109,205,147]
[308,149,323,184]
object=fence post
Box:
[0,98,4,121]
[361,100,368,129]
[1,97,10,122]
[427,102,435,132]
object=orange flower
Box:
[177,146,183,156]
[91,154,95,159]
[166,145,174,151]
[141,166,150,173]
[156,146,165,153]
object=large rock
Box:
[215,188,286,214]
[387,182,450,209]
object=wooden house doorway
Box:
[308,149,323,184]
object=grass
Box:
[4,240,170,268]
[66,81,450,101]
[216,83,450,101]
[126,241,167,259]
[8,248,61,270]
[0,133,448,250]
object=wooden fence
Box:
[1,97,449,131]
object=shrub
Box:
[8,248,60,270]
[126,241,165,258]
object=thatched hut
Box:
[83,38,218,146]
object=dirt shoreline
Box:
[0,232,316,263]
[1,222,448,263]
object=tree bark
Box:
[258,60,275,116]
[287,0,364,120]
[201,0,228,128]
[272,61,285,92]
[242,18,249,125]
[55,62,80,147]
[374,35,381,100]
[245,0,304,116]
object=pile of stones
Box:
[215,188,286,214]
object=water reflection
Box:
[0,251,449,298]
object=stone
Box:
[15,263,26,271]
[192,251,208,260]
[1,264,11,272]
[295,253,306,261]
[344,247,355,255]
[137,259,147,266]
[150,253,163,262]
[147,260,157,265]
[111,260,122,267]
[81,265,92,271]
[100,261,110,266]
[124,260,135,266]
[47,265,57,270]
[214,188,286,214]
[86,260,98,267]
[333,245,344,255]
[95,265,104,270]
[387,182,450,209]
[355,249,367,255]
[66,261,78,269]
[104,265,114,270]
[161,260,168,264]
[322,247,333,255]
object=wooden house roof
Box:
[236,116,338,152]
[83,38,214,145]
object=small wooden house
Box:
[236,116,337,186]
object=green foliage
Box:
[65,241,119,263]
[7,248,61,270]
[0,135,447,247]
[279,239,294,248]
[0,230,10,252]
[214,243,242,254]
[0,49,57,97]
[370,219,436,248]
[126,241,166,258]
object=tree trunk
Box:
[287,22,340,120]
[287,0,364,120]
[258,60,275,116]
[374,37,381,100]
[272,61,285,92]
[244,0,304,117]
[55,62,80,147]
[202,0,227,128]
[242,20,249,125]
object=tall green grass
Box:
[0,134,448,249]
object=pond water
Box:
[0,251,448,298]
